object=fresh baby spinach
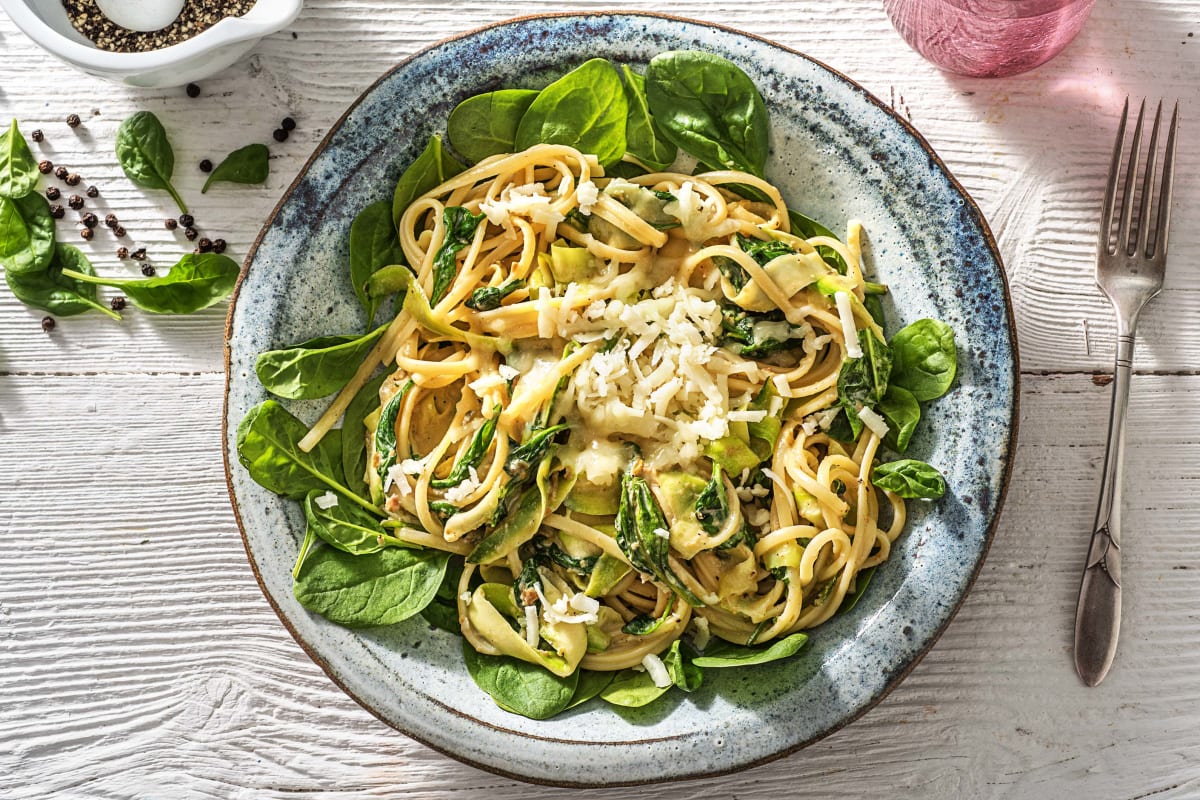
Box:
[599,668,670,708]
[447,89,539,164]
[0,191,55,276]
[514,58,628,167]
[303,489,410,555]
[663,639,703,692]
[463,641,579,719]
[0,120,38,200]
[254,322,390,401]
[392,135,464,227]
[4,244,120,319]
[431,206,486,305]
[293,543,448,628]
[202,143,270,193]
[889,318,957,401]
[115,111,187,214]
[877,384,920,453]
[620,66,677,172]
[60,252,238,314]
[872,459,946,499]
[341,371,390,498]
[692,631,809,667]
[349,200,403,327]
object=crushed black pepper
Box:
[46,186,61,201]
[61,1,258,53]
[38,160,53,174]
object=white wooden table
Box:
[2,1,1198,797]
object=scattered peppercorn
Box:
[38,160,53,174]
[186,83,200,98]
[199,158,213,172]
[46,186,61,201]
[41,316,55,332]
[116,246,129,259]
[164,217,178,230]
[81,212,98,228]
[54,166,69,180]
[80,227,93,241]
[110,296,127,311]
[197,237,213,253]
[67,195,84,210]
[65,173,81,187]
[86,185,99,198]
[178,213,194,228]
[132,248,147,260]
[104,213,118,228]
[31,129,44,143]
[66,113,81,128]
[212,238,227,254]
[49,205,64,219]
[184,226,198,241]
[140,263,156,277]
[114,225,126,237]
[272,128,289,143]
[281,117,296,132]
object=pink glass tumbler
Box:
[884,0,1097,78]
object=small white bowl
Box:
[0,0,303,87]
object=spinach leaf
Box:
[430,406,499,489]
[532,538,598,575]
[392,134,464,228]
[620,66,676,171]
[644,51,769,176]
[621,595,676,635]
[692,631,809,667]
[293,544,448,628]
[303,489,408,555]
[462,641,578,719]
[836,329,893,438]
[254,323,390,400]
[663,639,703,692]
[737,232,793,265]
[341,371,389,498]
[567,669,614,709]
[877,384,920,453]
[839,566,876,614]
[788,210,849,274]
[694,463,728,535]
[599,668,671,708]
[616,468,702,606]
[872,459,946,499]
[373,379,415,490]
[237,399,377,513]
[431,206,486,305]
[514,58,628,167]
[60,253,238,314]
[720,306,805,359]
[504,423,569,482]
[447,89,539,164]
[115,111,187,214]
[0,191,55,275]
[4,244,119,319]
[349,200,402,327]
[0,120,38,200]
[466,278,525,311]
[418,545,463,634]
[201,143,269,193]
[889,318,957,401]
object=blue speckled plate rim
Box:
[221,10,1019,787]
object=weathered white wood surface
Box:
[2,1,1199,797]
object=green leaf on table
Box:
[514,58,628,167]
[293,543,448,627]
[254,322,389,400]
[349,200,402,327]
[447,89,539,164]
[692,631,809,667]
[0,119,38,200]
[202,143,269,193]
[0,191,55,276]
[60,252,238,314]
[463,641,579,719]
[4,244,120,319]
[115,111,187,214]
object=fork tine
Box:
[1154,102,1179,259]
[1136,101,1162,257]
[1100,97,1129,254]
[1118,99,1146,256]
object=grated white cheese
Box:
[535,584,599,625]
[569,594,600,615]
[835,291,862,358]
[385,464,412,497]
[313,491,339,510]
[689,616,711,651]
[480,182,565,229]
[857,405,891,439]
[575,180,599,214]
[524,604,540,648]
[642,653,673,688]
[459,591,472,606]
[728,409,768,423]
[442,466,481,505]
[400,458,425,476]
[498,363,520,381]
[652,526,670,540]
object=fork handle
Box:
[1073,329,1134,686]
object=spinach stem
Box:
[165,182,188,215]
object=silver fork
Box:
[1074,98,1178,687]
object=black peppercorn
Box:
[41,316,55,332]
[199,159,213,172]
[31,129,44,143]
[80,227,93,241]
[114,225,126,237]
[81,212,98,228]
[281,117,297,131]
[272,128,289,143]
[184,227,198,241]
[54,166,69,180]
[86,185,99,198]
[104,213,118,228]
[116,247,129,259]
[197,237,213,253]
[38,160,52,174]
[178,213,194,228]
[110,296,127,311]
[65,173,81,187]
[49,205,64,219]
[140,263,156,277]
[46,186,60,201]
[212,238,227,254]
[67,195,84,210]
[66,113,81,128]
[132,248,147,261]
[186,83,200,98]
[164,218,178,230]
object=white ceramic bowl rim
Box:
[0,0,302,71]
